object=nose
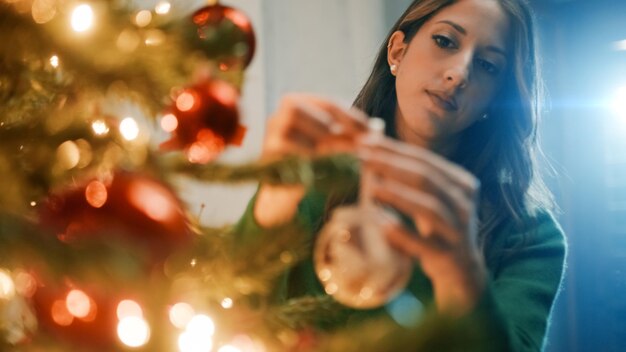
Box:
[444,55,471,90]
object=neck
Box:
[395,113,459,158]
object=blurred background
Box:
[188,1,626,350]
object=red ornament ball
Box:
[30,280,124,349]
[160,79,246,163]
[188,4,256,68]
[39,171,193,261]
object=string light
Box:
[71,4,94,32]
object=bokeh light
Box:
[178,330,213,352]
[385,292,423,328]
[14,270,37,297]
[85,180,108,208]
[134,10,152,27]
[187,314,215,336]
[117,299,143,320]
[128,179,178,222]
[120,117,140,141]
[220,298,233,309]
[117,316,151,348]
[71,4,94,32]
[155,1,171,15]
[176,92,197,112]
[66,289,91,318]
[160,113,178,132]
[0,270,15,299]
[51,299,74,326]
[92,120,110,135]
[169,302,195,329]
[218,345,241,352]
[56,140,80,170]
[49,55,59,68]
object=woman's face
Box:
[388,0,511,146]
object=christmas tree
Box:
[0,1,497,351]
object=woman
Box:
[242,0,566,350]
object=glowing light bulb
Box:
[0,270,15,299]
[117,300,143,319]
[155,1,171,15]
[50,55,59,68]
[71,4,94,32]
[120,117,139,141]
[169,303,195,329]
[92,120,109,135]
[118,316,151,347]
[66,289,91,318]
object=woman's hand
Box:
[358,136,487,316]
[255,94,368,228]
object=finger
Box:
[384,222,447,260]
[361,151,474,226]
[296,95,369,134]
[280,98,338,140]
[359,137,479,197]
[372,177,462,244]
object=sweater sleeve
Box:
[470,211,567,352]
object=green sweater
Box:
[236,189,566,351]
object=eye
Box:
[476,58,500,75]
[432,35,457,49]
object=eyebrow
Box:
[436,20,466,35]
[436,20,507,58]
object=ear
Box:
[387,31,408,72]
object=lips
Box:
[426,90,458,112]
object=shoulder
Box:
[492,208,565,249]
[485,208,567,277]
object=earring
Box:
[481,113,489,120]
[390,64,397,75]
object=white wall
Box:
[179,0,390,226]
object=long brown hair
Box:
[351,0,555,247]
